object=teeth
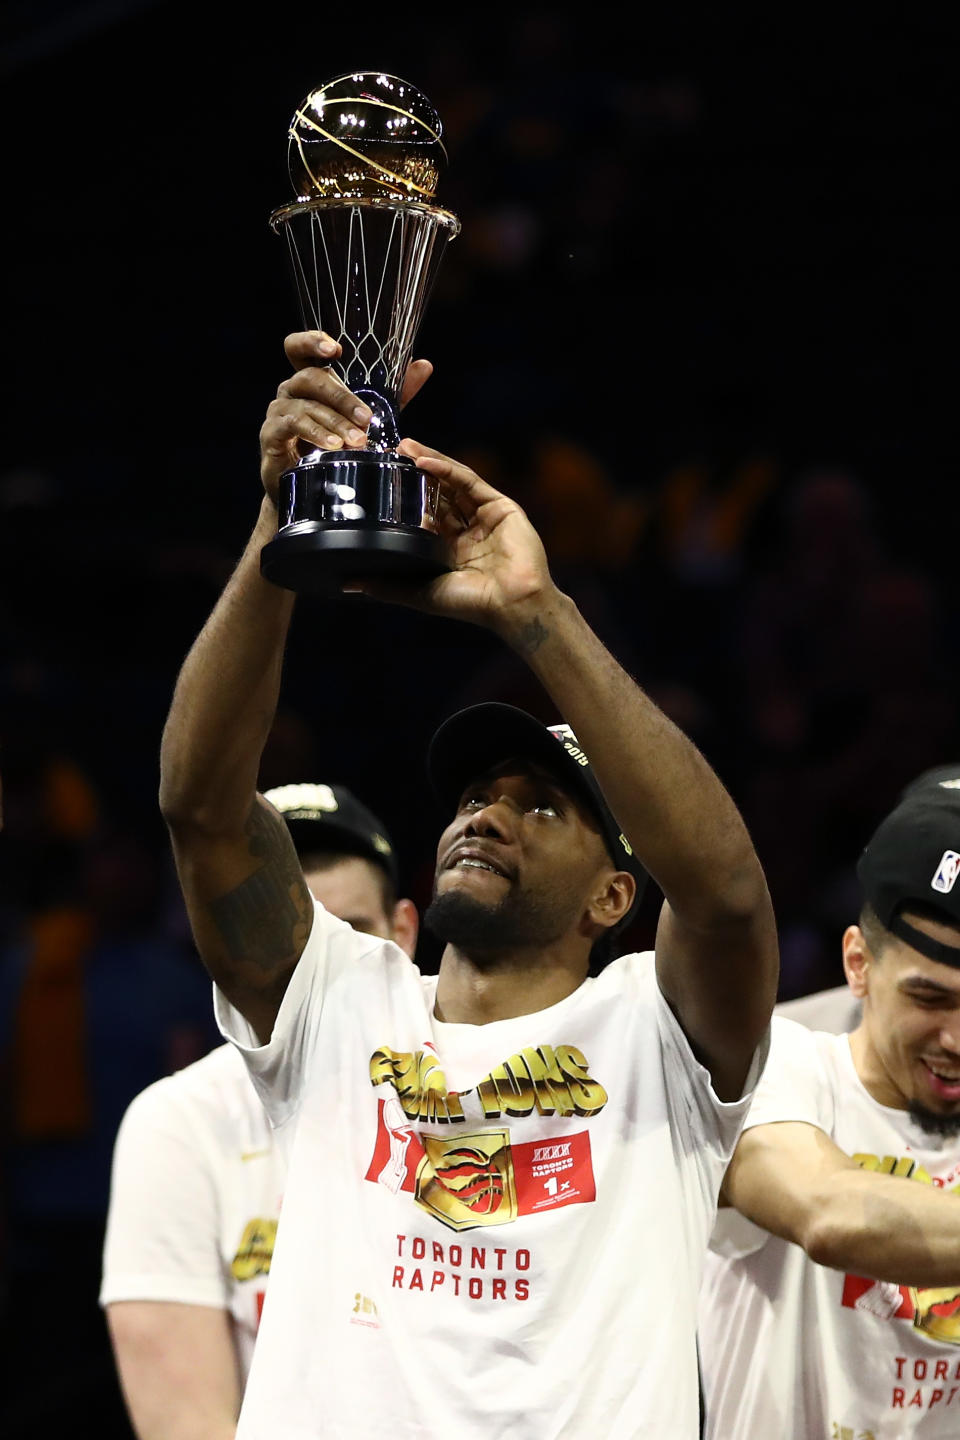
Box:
[927,1064,960,1081]
[456,858,500,875]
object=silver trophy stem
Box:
[261,197,459,592]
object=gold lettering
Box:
[555,1044,608,1115]
[869,1156,898,1176]
[230,1218,278,1281]
[854,1152,934,1186]
[490,1060,536,1117]
[420,1088,465,1123]
[477,1078,502,1117]
[519,1046,576,1117]
[370,1041,608,1125]
[446,1091,465,1121]
[416,1051,445,1091]
[369,1047,418,1094]
[370,1046,463,1122]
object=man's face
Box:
[303,856,394,941]
[856,911,960,1132]
[428,759,619,954]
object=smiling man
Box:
[158,330,777,1439]
[700,774,960,1440]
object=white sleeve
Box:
[654,973,771,1165]
[100,1079,227,1309]
[709,1016,835,1259]
[740,1015,835,1133]
[214,899,381,1130]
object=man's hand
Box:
[258,331,433,503]
[351,439,558,644]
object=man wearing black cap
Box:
[700,770,960,1439]
[158,330,778,1439]
[101,784,417,1440]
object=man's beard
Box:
[907,1100,960,1138]
[425,882,563,960]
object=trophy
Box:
[260,72,460,592]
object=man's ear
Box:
[842,925,871,998]
[586,871,636,934]
[390,898,419,958]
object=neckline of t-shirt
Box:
[425,972,596,1037]
[838,1031,957,1152]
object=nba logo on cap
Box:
[931,850,960,894]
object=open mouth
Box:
[921,1059,960,1100]
[447,851,510,880]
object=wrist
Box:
[496,584,574,658]
[256,493,280,534]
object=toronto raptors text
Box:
[392,1234,532,1301]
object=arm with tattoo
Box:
[160,506,312,1039]
[160,332,375,1036]
[208,803,311,974]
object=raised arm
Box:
[724,1120,960,1286]
[358,442,778,1098]
[159,331,384,1040]
[504,585,775,1100]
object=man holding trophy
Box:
[158,74,778,1438]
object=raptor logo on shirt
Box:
[841,1151,960,1345]
[364,1102,598,1231]
[364,1040,604,1232]
[417,1130,518,1230]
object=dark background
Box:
[0,3,956,1433]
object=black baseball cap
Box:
[857,782,960,969]
[262,781,398,888]
[426,703,647,922]
[901,763,960,801]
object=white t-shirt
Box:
[775,983,862,1034]
[217,900,763,1440]
[100,1044,286,1383]
[700,1016,960,1439]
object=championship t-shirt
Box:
[700,1016,960,1439]
[217,900,763,1440]
[100,1044,285,1382]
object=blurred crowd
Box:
[1,7,954,1435]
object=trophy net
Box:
[273,200,459,434]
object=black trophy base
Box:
[259,449,446,595]
[260,523,446,594]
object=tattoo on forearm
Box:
[209,803,311,971]
[515,616,550,656]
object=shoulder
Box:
[594,949,658,996]
[775,986,861,1035]
[119,1043,257,1135]
[303,899,420,983]
[741,1017,843,1134]
[766,1015,846,1072]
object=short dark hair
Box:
[860,900,960,959]
[858,903,888,957]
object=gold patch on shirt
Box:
[415,1130,518,1231]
